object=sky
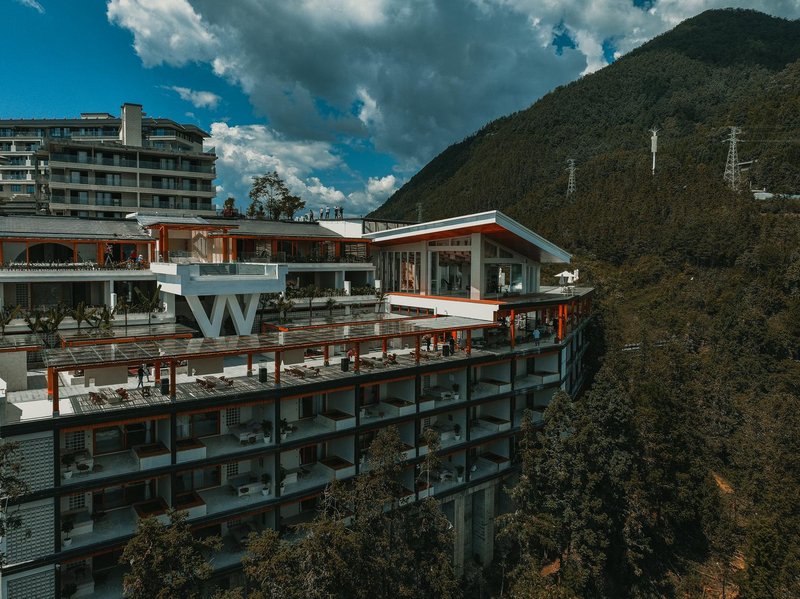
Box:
[2,1,799,216]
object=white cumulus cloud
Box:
[166,85,221,109]
[107,0,218,67]
[17,0,44,13]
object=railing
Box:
[49,153,138,168]
[236,252,372,264]
[138,160,214,174]
[0,261,150,271]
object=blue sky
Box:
[3,0,798,216]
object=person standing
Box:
[104,243,113,266]
[136,365,145,389]
[533,327,541,347]
[144,363,151,382]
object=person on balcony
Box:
[136,365,145,389]
[533,328,541,347]
[104,243,113,266]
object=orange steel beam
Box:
[323,345,329,366]
[415,335,421,365]
[222,236,229,263]
[247,353,253,376]
[169,361,176,398]
[354,344,360,373]
[382,338,388,358]
[510,310,516,348]
[154,360,161,384]
[558,305,564,340]
[72,243,78,263]
[231,238,237,262]
[466,329,472,355]
[275,351,281,384]
[48,367,59,415]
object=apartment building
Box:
[0,103,216,218]
[0,211,592,598]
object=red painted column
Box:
[323,345,329,366]
[48,368,59,415]
[382,338,388,358]
[274,351,281,385]
[558,305,564,341]
[247,353,253,376]
[466,329,472,355]
[354,344,360,372]
[154,360,161,383]
[415,335,421,364]
[510,310,516,348]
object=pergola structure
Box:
[495,294,593,348]
[58,323,196,348]
[43,315,498,416]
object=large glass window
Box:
[429,250,470,297]
[485,264,523,296]
[175,466,220,492]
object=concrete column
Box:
[335,270,345,290]
[162,292,175,316]
[102,280,112,307]
[0,283,4,310]
[470,232,482,300]
[453,493,466,575]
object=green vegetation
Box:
[247,171,306,220]
[371,8,800,597]
[121,511,221,599]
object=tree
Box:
[114,295,131,331]
[232,427,458,599]
[269,294,295,325]
[134,284,163,326]
[0,305,20,337]
[282,194,306,220]
[121,510,221,599]
[222,196,236,217]
[303,285,319,324]
[0,440,29,566]
[325,297,337,318]
[248,171,289,220]
[70,302,96,333]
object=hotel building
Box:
[0,103,216,218]
[0,210,591,598]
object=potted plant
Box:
[61,582,78,598]
[261,473,271,496]
[453,423,462,441]
[452,383,460,401]
[280,418,290,441]
[261,420,273,443]
[279,466,287,492]
[456,465,465,483]
[61,453,75,480]
[61,518,74,547]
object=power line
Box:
[723,126,742,191]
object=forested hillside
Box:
[373,9,800,598]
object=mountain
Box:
[371,9,800,267]
[371,9,800,597]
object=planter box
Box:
[316,410,356,431]
[478,415,511,432]
[176,438,207,463]
[132,443,170,470]
[379,398,415,417]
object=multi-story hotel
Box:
[0,210,591,598]
[0,103,216,218]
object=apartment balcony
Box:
[419,386,466,412]
[61,445,168,488]
[471,378,512,399]
[280,458,355,496]
[474,452,511,475]
[61,563,95,598]
[515,370,560,389]
[198,482,273,519]
[66,496,176,550]
[360,397,415,424]
[175,438,207,463]
[174,490,208,519]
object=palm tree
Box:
[0,305,21,337]
[375,288,389,314]
[27,305,67,348]
[270,294,295,325]
[134,284,163,326]
[114,295,131,331]
[70,301,96,332]
[325,297,337,318]
[303,284,319,324]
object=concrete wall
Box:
[84,365,127,386]
[187,356,224,376]
[0,351,28,391]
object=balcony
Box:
[132,442,170,470]
[174,490,208,519]
[420,385,466,412]
[472,378,512,399]
[515,370,560,389]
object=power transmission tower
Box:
[416,202,423,222]
[566,159,576,196]
[649,127,659,176]
[723,126,742,191]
